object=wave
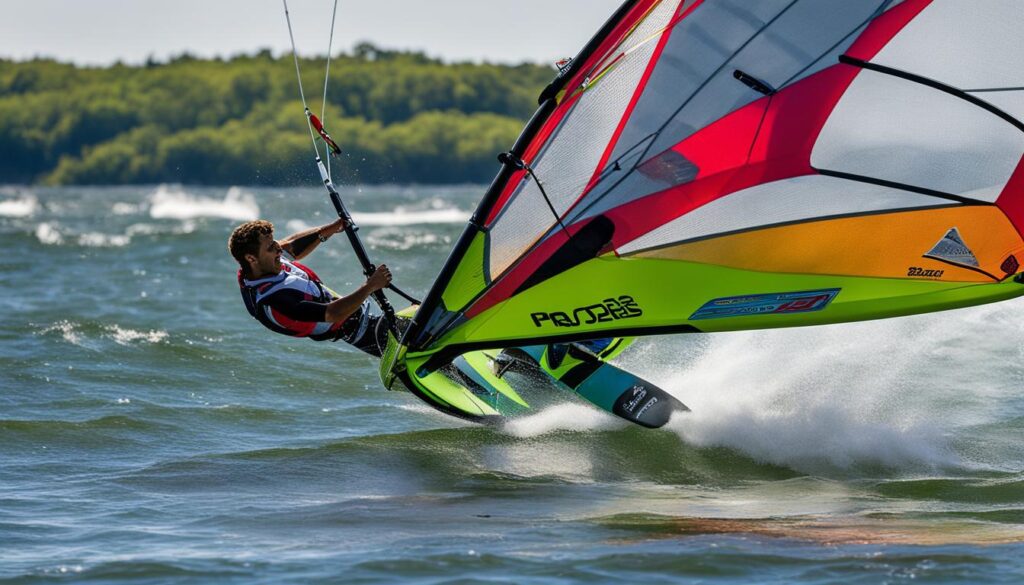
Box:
[39,320,82,345]
[37,321,169,347]
[0,415,175,451]
[0,194,39,217]
[121,424,798,492]
[126,221,198,236]
[286,206,469,230]
[34,222,64,245]
[33,222,132,247]
[105,325,169,346]
[21,560,251,582]
[148,185,259,221]
[112,202,143,215]
[874,474,1024,504]
[76,231,131,247]
[365,230,450,251]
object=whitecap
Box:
[77,232,131,247]
[0,195,39,218]
[112,202,143,215]
[35,222,64,245]
[148,185,259,221]
[103,325,169,345]
[351,207,469,226]
[126,223,161,237]
[39,321,82,345]
[366,231,446,251]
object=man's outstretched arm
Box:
[279,218,347,260]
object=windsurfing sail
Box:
[400,0,1024,372]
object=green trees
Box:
[0,47,553,185]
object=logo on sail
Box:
[924,228,980,268]
[531,295,643,328]
[689,289,840,321]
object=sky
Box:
[0,0,626,66]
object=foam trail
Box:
[620,305,1024,472]
[148,186,259,221]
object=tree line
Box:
[0,45,555,185]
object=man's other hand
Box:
[368,265,392,291]
[321,218,347,237]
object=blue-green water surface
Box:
[2,185,1024,584]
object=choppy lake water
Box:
[3,184,1024,584]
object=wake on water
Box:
[500,300,1024,476]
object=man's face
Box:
[247,232,282,277]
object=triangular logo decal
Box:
[924,228,980,268]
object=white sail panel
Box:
[869,0,1024,90]
[811,70,1024,202]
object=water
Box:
[3,184,1024,584]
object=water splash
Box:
[620,306,1024,473]
[503,403,624,437]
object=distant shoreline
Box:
[0,45,553,187]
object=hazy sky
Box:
[1,0,626,65]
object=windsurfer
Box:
[229,219,393,356]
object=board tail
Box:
[499,339,689,428]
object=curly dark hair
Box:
[228,220,274,273]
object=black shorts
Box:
[347,312,389,358]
